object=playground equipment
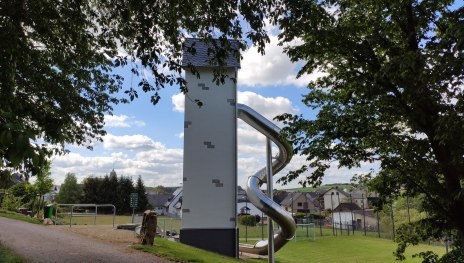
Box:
[237,104,296,255]
[180,39,295,257]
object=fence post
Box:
[70,205,73,227]
[94,205,97,225]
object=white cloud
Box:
[50,147,183,187]
[104,115,146,128]
[171,93,185,112]
[238,91,298,120]
[171,91,298,119]
[103,134,164,151]
[239,35,327,87]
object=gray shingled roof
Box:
[333,202,362,212]
[182,38,241,68]
[147,193,171,207]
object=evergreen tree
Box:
[117,175,134,214]
[135,176,149,212]
[81,177,101,204]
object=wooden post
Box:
[140,210,157,245]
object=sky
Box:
[46,34,377,190]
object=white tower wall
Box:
[182,68,237,228]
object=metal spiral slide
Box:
[237,104,296,255]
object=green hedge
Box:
[239,215,257,226]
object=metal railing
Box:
[53,204,116,228]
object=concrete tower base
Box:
[180,228,238,257]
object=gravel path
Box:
[0,217,172,263]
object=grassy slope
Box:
[135,235,445,263]
[275,235,445,263]
[0,209,41,224]
[134,238,249,263]
[0,243,27,263]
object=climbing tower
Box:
[180,39,240,257]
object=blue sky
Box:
[47,34,378,189]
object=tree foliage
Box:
[57,173,82,204]
[0,0,273,176]
[274,0,464,257]
[34,160,53,196]
[135,175,149,212]
[3,181,36,211]
[81,170,139,214]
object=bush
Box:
[239,215,257,226]
[1,195,23,212]
[293,212,306,218]
[439,248,464,263]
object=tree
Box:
[33,160,54,215]
[81,177,103,204]
[135,176,149,212]
[116,175,135,214]
[3,180,36,211]
[0,0,272,176]
[274,0,464,258]
[152,185,169,195]
[81,171,137,214]
[57,173,82,204]
[0,169,12,189]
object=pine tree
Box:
[135,176,149,212]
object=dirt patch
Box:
[53,225,140,245]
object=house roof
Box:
[333,202,362,212]
[147,193,171,207]
[280,192,321,208]
[182,38,241,68]
[273,191,289,204]
[322,187,350,197]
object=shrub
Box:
[293,212,306,218]
[1,195,23,212]
[239,215,257,226]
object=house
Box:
[147,193,171,215]
[273,190,289,204]
[280,192,321,214]
[331,203,378,230]
[43,185,60,202]
[322,187,350,211]
[347,189,370,209]
[165,187,183,218]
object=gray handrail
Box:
[237,104,296,255]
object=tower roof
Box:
[182,38,241,68]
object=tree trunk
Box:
[140,210,157,245]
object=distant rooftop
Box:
[182,38,241,68]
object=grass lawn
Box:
[275,235,445,263]
[134,237,249,263]
[0,209,41,224]
[136,235,445,263]
[0,242,27,263]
